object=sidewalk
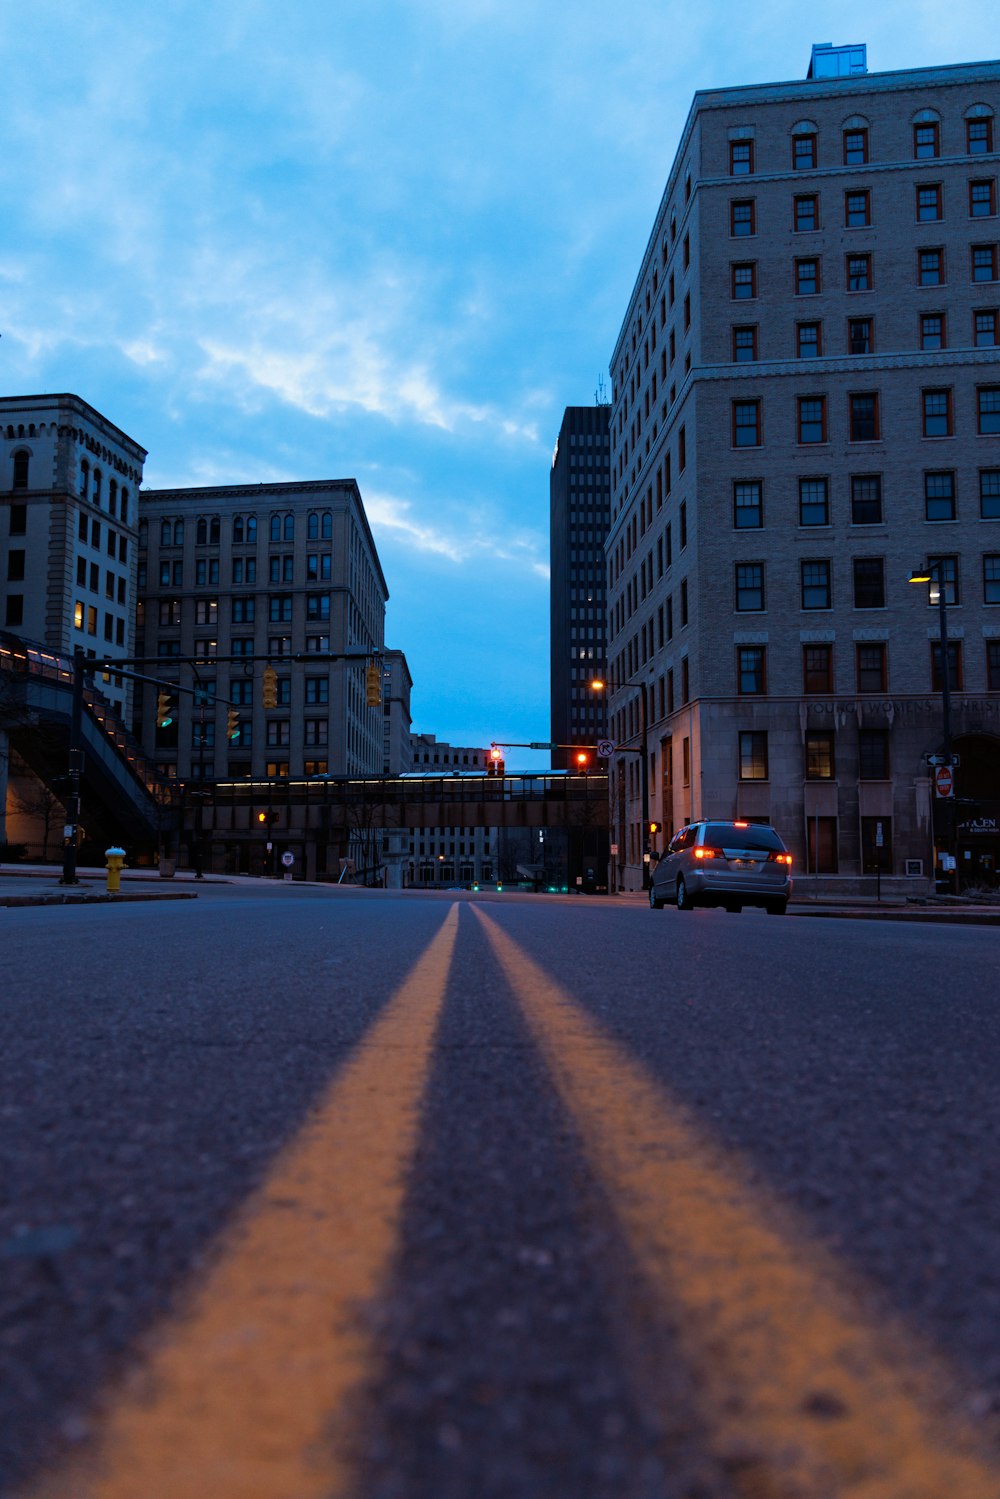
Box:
[0,863,206,906]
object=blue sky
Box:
[2,2,995,767]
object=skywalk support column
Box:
[60,648,86,886]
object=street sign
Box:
[925,753,960,768]
[597,739,615,758]
[934,765,955,799]
[610,844,618,856]
[281,850,295,867]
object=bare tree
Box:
[9,757,66,861]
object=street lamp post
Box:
[590,673,652,889]
[909,560,956,893]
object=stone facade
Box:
[607,49,1000,892]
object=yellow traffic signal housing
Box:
[262,665,278,710]
[649,820,660,835]
[156,691,173,728]
[226,708,240,740]
[366,663,382,707]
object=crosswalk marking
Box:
[474,908,999,1498]
[25,907,459,1499]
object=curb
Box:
[0,891,199,908]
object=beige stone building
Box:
[137,480,397,783]
[607,44,1000,893]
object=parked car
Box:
[649,820,792,914]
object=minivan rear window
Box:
[703,822,783,852]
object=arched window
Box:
[233,515,244,544]
[283,513,294,541]
[80,460,90,497]
[196,518,207,545]
[109,479,118,516]
[120,488,128,524]
[161,519,172,546]
[209,516,220,544]
[321,511,332,540]
[308,512,319,540]
[12,450,30,489]
[93,469,102,504]
[173,519,184,546]
[139,519,148,547]
[270,513,281,542]
[246,514,257,543]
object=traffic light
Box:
[574,750,591,771]
[256,810,277,826]
[648,821,660,836]
[488,745,504,777]
[156,691,173,728]
[262,665,278,709]
[226,708,241,741]
[366,663,382,707]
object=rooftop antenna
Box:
[595,373,610,406]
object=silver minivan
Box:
[649,820,792,914]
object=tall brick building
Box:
[607,44,1000,893]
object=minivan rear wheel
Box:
[649,884,664,910]
[676,875,694,911]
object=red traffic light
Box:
[574,750,591,769]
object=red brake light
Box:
[693,846,724,860]
[769,851,792,865]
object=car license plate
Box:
[733,858,756,868]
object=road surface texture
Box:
[2,885,999,1497]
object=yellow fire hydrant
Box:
[105,846,126,894]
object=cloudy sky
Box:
[2,2,995,766]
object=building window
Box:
[845,189,871,227]
[848,317,872,354]
[974,311,999,347]
[159,599,181,626]
[984,555,1000,604]
[304,720,328,746]
[195,599,218,626]
[849,392,880,441]
[731,199,755,236]
[970,180,997,218]
[801,560,832,609]
[807,818,839,874]
[917,184,941,221]
[794,194,818,232]
[796,258,819,295]
[799,477,830,526]
[846,254,871,292]
[853,556,885,608]
[733,325,758,361]
[803,644,833,693]
[978,387,1000,434]
[797,322,821,358]
[231,596,255,623]
[738,730,768,780]
[968,117,994,155]
[4,596,23,626]
[797,396,827,444]
[733,480,762,529]
[732,262,757,298]
[12,451,29,489]
[920,313,945,349]
[305,676,330,704]
[729,139,753,174]
[925,471,957,521]
[981,469,1000,519]
[735,562,765,611]
[922,388,953,438]
[805,730,835,779]
[919,248,944,285]
[269,594,293,623]
[859,730,890,781]
[732,400,761,447]
[306,592,331,621]
[793,133,817,170]
[926,554,959,605]
[972,244,1000,284]
[931,641,963,691]
[737,646,767,694]
[987,641,1000,689]
[856,643,887,692]
[266,720,291,747]
[914,121,939,158]
[843,127,868,164]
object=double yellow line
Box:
[25,905,999,1498]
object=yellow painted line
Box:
[26,907,459,1499]
[474,908,1000,1498]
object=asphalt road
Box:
[2,887,1000,1497]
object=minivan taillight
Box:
[693,846,725,860]
[768,851,792,865]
